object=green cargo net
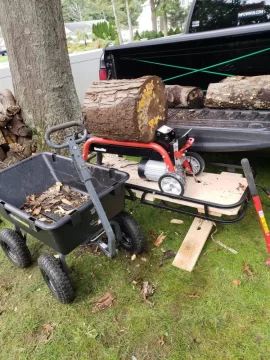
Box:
[123,47,270,83]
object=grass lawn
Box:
[0,151,270,360]
[0,56,8,63]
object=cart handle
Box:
[45,121,88,149]
[241,158,258,197]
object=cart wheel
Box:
[38,254,75,304]
[186,152,205,176]
[158,172,185,196]
[113,211,145,254]
[0,228,31,268]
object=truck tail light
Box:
[99,53,107,80]
[99,68,107,80]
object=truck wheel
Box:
[38,254,75,304]
[186,152,205,176]
[0,228,31,268]
[113,211,145,254]
[158,172,185,196]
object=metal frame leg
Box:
[59,254,71,275]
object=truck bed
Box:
[167,108,270,152]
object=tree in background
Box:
[111,0,123,44]
[74,28,90,46]
[0,0,82,146]
[150,0,157,32]
[125,0,134,42]
[92,21,117,41]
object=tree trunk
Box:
[0,0,82,148]
[166,85,204,108]
[163,13,168,36]
[125,0,133,42]
[111,0,123,45]
[205,75,270,110]
[83,76,167,142]
[150,0,157,32]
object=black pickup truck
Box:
[100,0,270,152]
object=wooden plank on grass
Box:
[172,218,213,272]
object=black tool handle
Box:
[45,121,88,149]
[241,158,258,197]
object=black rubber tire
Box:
[38,254,75,304]
[186,152,205,176]
[0,228,31,268]
[158,172,186,196]
[113,211,145,254]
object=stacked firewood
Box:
[0,89,36,168]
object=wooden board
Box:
[103,155,248,216]
[172,218,214,271]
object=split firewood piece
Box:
[0,89,20,117]
[7,114,32,137]
[0,146,6,161]
[0,112,9,127]
[83,76,167,142]
[17,137,37,157]
[2,128,17,144]
[165,85,204,108]
[0,129,6,145]
[205,75,270,110]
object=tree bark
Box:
[0,0,82,147]
[112,0,123,45]
[125,0,133,42]
[150,0,158,32]
[83,76,167,142]
[166,85,204,108]
[205,75,270,110]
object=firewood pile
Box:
[21,182,90,223]
[0,89,36,168]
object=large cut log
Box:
[205,75,270,109]
[0,89,20,116]
[83,76,167,142]
[166,85,204,108]
[7,114,32,137]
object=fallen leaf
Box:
[141,257,147,262]
[149,229,156,241]
[243,263,253,277]
[32,206,41,216]
[233,279,241,287]
[158,336,165,346]
[170,219,184,225]
[56,182,62,187]
[141,281,154,300]
[131,254,136,261]
[163,250,176,260]
[61,198,73,206]
[38,322,56,344]
[14,307,18,312]
[28,274,32,279]
[154,232,166,246]
[91,292,115,313]
[90,272,95,278]
[132,280,138,285]
[188,293,201,299]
